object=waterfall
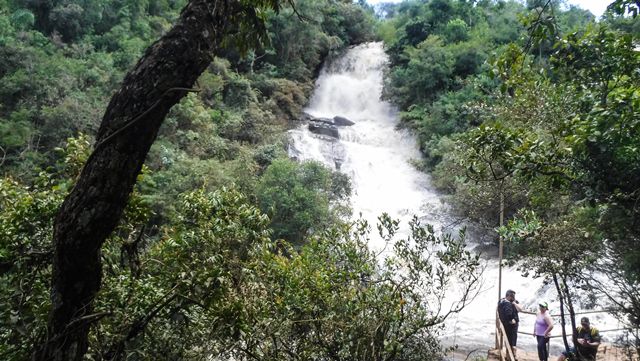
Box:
[287,42,623,354]
[288,42,447,251]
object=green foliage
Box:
[1,0,374,237]
[458,122,567,184]
[256,158,351,245]
[400,78,491,169]
[432,141,529,234]
[1,146,481,360]
[231,215,481,361]
[556,5,595,33]
[96,187,273,360]
[259,0,375,82]
[607,0,640,17]
[0,176,61,360]
[52,133,92,182]
[382,0,530,172]
[0,111,33,149]
[0,35,117,177]
[427,75,578,233]
[140,32,339,224]
[49,3,85,42]
[10,9,34,31]
[401,6,639,297]
[550,26,640,276]
[223,72,258,109]
[253,143,286,169]
[387,35,454,108]
[499,209,599,276]
[0,134,151,360]
[445,18,469,43]
[0,0,382,360]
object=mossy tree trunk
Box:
[32,1,274,359]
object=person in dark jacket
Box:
[498,289,523,357]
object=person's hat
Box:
[581,317,590,324]
[539,301,549,309]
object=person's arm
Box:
[583,339,600,348]
[509,303,519,323]
[512,301,523,312]
[544,313,553,337]
[586,331,601,348]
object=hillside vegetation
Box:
[0,1,483,360]
[381,0,640,352]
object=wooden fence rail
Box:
[496,311,517,361]
[519,309,613,317]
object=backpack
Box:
[498,299,513,323]
[576,326,600,340]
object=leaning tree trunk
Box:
[553,273,571,352]
[561,274,583,359]
[33,1,266,359]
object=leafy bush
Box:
[256,159,351,245]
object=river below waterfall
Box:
[287,42,624,355]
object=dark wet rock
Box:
[473,243,499,259]
[333,115,355,126]
[301,114,354,127]
[313,117,335,125]
[299,112,314,122]
[308,122,339,138]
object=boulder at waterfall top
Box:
[308,122,340,139]
[304,113,354,139]
[301,112,355,126]
[313,117,336,125]
[333,116,355,126]
[299,112,314,122]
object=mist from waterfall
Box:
[287,42,623,354]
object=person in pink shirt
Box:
[534,301,554,361]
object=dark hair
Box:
[506,289,516,297]
[581,317,590,324]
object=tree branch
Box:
[104,285,179,360]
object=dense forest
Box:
[0,0,638,360]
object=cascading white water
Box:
[288,42,447,251]
[287,42,623,354]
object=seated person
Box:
[557,317,601,361]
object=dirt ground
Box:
[474,344,635,361]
